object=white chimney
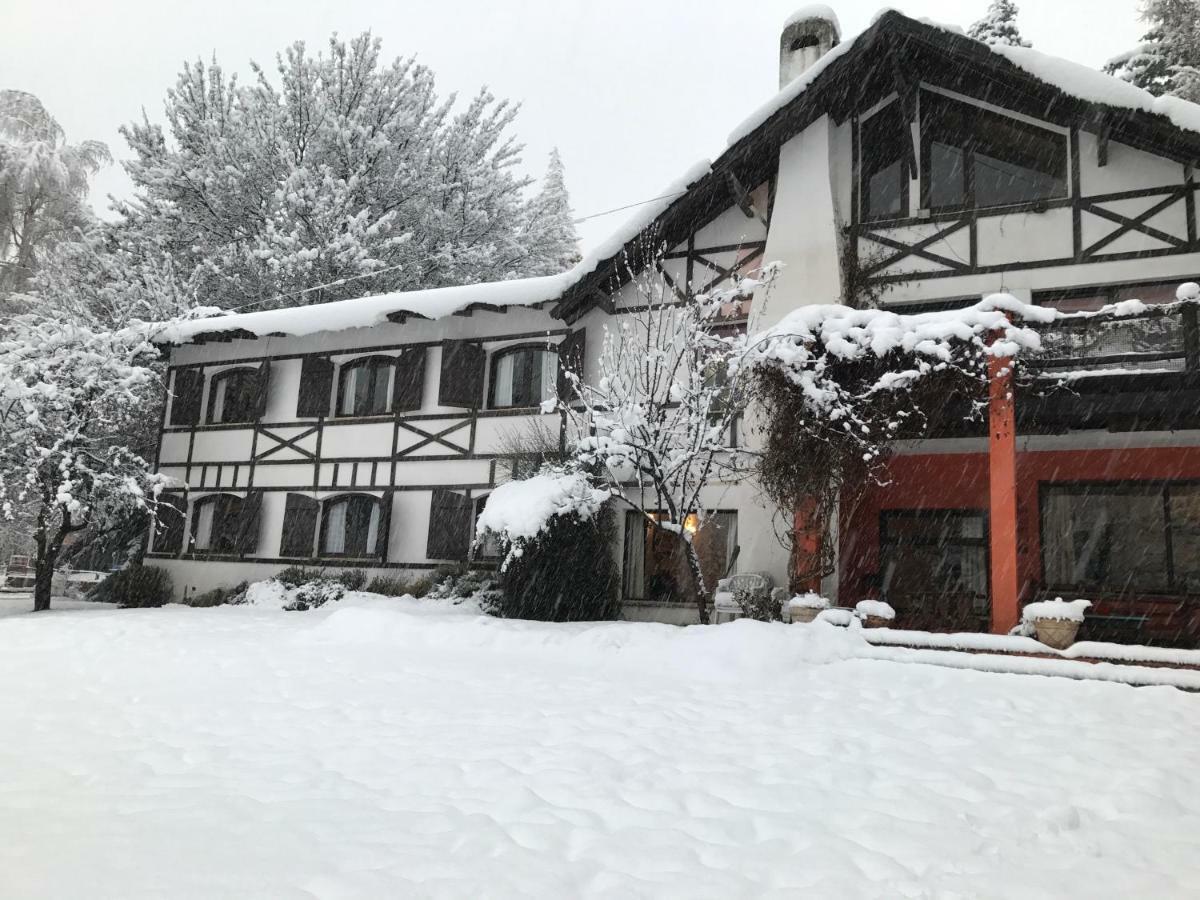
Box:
[779,5,841,88]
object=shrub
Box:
[284,578,345,611]
[333,569,368,591]
[734,588,782,622]
[274,565,319,588]
[93,565,174,608]
[428,567,502,612]
[183,581,249,607]
[496,504,620,622]
[365,574,433,597]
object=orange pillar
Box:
[988,353,1020,634]
[792,498,824,595]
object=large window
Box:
[208,368,260,424]
[860,99,909,221]
[490,345,558,409]
[320,495,382,558]
[622,511,738,602]
[338,357,392,417]
[191,495,244,553]
[1042,483,1200,594]
[880,510,989,616]
[921,91,1067,212]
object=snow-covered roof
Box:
[158,9,1200,346]
[783,4,841,32]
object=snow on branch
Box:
[476,468,607,568]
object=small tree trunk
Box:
[683,539,711,625]
[32,508,57,612]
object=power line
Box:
[572,190,688,225]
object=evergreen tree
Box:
[48,33,578,319]
[967,0,1032,48]
[1105,0,1200,102]
[520,149,581,277]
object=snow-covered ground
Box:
[1,597,1198,898]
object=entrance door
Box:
[880,510,990,632]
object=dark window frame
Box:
[190,493,244,554]
[206,367,260,425]
[1038,480,1200,596]
[336,356,395,419]
[621,508,739,603]
[318,492,384,559]
[488,342,559,410]
[859,97,911,223]
[919,88,1069,214]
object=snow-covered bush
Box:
[427,568,502,612]
[333,569,368,591]
[733,588,782,622]
[184,581,247,608]
[1022,598,1091,623]
[285,579,346,612]
[366,574,433,598]
[98,565,174,608]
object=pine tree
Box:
[968,0,1032,48]
[520,149,581,277]
[47,33,579,318]
[1105,0,1200,103]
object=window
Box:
[1042,484,1200,595]
[320,495,381,558]
[191,494,244,553]
[474,495,503,560]
[338,357,392,417]
[880,510,988,604]
[490,345,558,409]
[861,100,909,220]
[208,368,260,424]
[622,511,738,602]
[921,91,1067,212]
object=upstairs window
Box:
[320,494,381,558]
[921,91,1067,212]
[860,100,909,221]
[490,346,558,409]
[208,368,260,424]
[338,357,392,418]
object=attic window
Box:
[860,100,908,221]
[921,91,1067,212]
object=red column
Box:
[988,352,1019,634]
[792,498,824,594]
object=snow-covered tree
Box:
[967,0,1032,48]
[520,149,581,276]
[553,253,765,623]
[0,316,172,610]
[104,33,578,313]
[1105,0,1200,102]
[0,91,109,299]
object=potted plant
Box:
[787,591,831,623]
[855,599,896,628]
[1023,597,1091,649]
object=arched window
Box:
[489,345,558,409]
[208,368,260,424]
[191,494,244,553]
[320,494,382,558]
[337,357,393,417]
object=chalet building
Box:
[151,9,1200,643]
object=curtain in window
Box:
[211,379,227,425]
[364,503,379,556]
[324,500,347,554]
[493,353,515,407]
[193,500,215,550]
[1042,488,1168,592]
[622,511,646,600]
[538,350,557,403]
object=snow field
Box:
[0,597,1198,898]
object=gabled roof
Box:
[158,9,1200,345]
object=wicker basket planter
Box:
[862,614,892,629]
[1033,617,1081,650]
[790,606,821,624]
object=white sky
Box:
[2,0,1144,250]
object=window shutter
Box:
[297,357,334,418]
[253,362,272,420]
[392,348,426,413]
[152,493,188,555]
[438,341,485,408]
[235,490,263,554]
[556,329,586,400]
[426,488,471,561]
[169,369,203,426]
[375,490,394,560]
[279,493,319,558]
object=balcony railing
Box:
[1025,303,1200,376]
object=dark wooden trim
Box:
[485,340,559,410]
[861,218,970,277]
[334,354,396,419]
[254,425,319,461]
[395,418,472,458]
[145,552,497,572]
[1070,127,1083,262]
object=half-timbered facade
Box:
[151,9,1200,637]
